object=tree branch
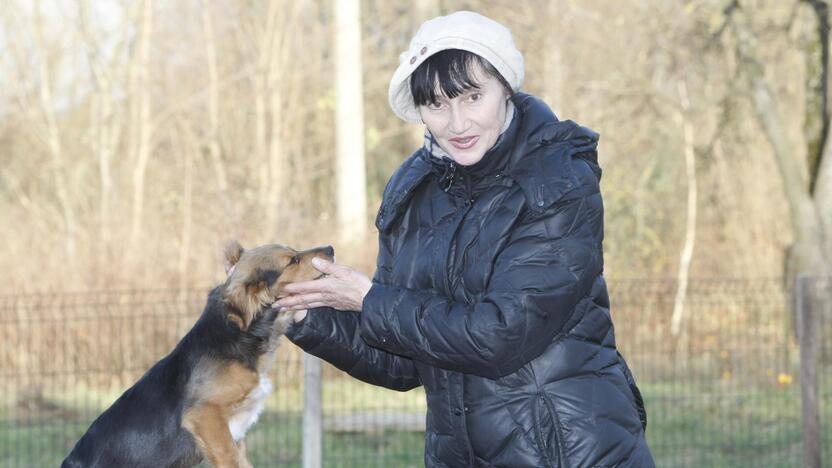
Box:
[802,0,830,194]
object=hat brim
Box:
[388,37,523,124]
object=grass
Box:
[645,384,806,467]
[1,379,830,467]
[0,414,426,468]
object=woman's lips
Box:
[449,135,479,149]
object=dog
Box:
[62,241,334,468]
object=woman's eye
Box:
[468,93,482,102]
[427,101,443,110]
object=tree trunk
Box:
[795,275,823,468]
[78,0,126,255]
[254,1,279,228]
[730,11,831,277]
[544,0,566,117]
[262,1,298,241]
[128,0,154,254]
[335,0,368,242]
[816,136,832,254]
[729,9,829,468]
[200,0,230,217]
[32,1,76,261]
[177,122,195,289]
[671,80,698,337]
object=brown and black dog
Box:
[62,241,333,468]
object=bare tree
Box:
[174,120,195,289]
[127,0,155,256]
[723,2,830,466]
[77,1,129,252]
[544,0,567,117]
[726,2,830,278]
[670,79,698,338]
[32,0,77,261]
[200,0,230,216]
[335,0,368,242]
[262,2,300,241]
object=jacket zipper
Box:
[542,393,567,467]
[442,201,475,297]
[533,394,556,468]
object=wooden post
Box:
[795,274,822,468]
[302,354,322,468]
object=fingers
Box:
[275,292,327,310]
[311,257,338,274]
[276,261,367,312]
[278,302,327,311]
[293,309,308,322]
[282,277,333,294]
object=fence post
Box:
[303,354,322,468]
[795,274,821,468]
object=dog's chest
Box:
[226,315,291,441]
[228,333,284,441]
[228,372,273,441]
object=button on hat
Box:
[388,11,525,123]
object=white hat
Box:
[388,11,525,123]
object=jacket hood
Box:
[376,93,600,231]
[507,93,600,213]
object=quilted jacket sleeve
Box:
[285,307,421,391]
[360,163,604,380]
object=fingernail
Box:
[312,257,324,267]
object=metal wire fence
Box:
[0,278,830,467]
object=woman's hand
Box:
[274,258,372,313]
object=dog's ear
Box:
[225,240,244,269]
[225,281,263,330]
[225,287,256,330]
[225,276,272,330]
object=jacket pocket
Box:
[532,393,566,468]
[617,351,647,431]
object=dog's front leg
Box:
[183,403,245,468]
[235,439,253,468]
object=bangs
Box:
[410,49,507,106]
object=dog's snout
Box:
[322,245,334,258]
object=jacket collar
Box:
[375,93,600,231]
[375,152,433,232]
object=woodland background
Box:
[1,0,830,293]
[1,1,832,466]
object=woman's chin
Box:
[449,150,486,166]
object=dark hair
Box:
[410,49,513,106]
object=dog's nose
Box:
[322,245,335,258]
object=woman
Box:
[276,11,655,468]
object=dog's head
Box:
[222,240,334,330]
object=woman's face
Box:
[418,64,509,166]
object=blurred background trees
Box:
[0,0,828,291]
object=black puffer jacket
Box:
[286,94,654,467]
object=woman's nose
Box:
[448,106,469,133]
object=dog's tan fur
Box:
[183,241,332,468]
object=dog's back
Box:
[61,296,217,468]
[63,291,287,467]
[60,358,204,467]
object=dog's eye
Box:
[290,256,300,265]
